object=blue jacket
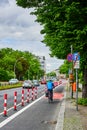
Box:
[47,81,54,90]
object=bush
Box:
[78,98,87,106]
[78,87,82,92]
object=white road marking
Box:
[0,95,44,128]
[0,102,21,116]
[0,91,45,116]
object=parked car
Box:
[33,80,40,86]
[9,78,19,84]
[22,80,33,89]
[40,80,46,84]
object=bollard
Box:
[21,89,24,106]
[3,94,7,116]
[35,87,37,99]
[31,87,34,101]
[14,91,17,110]
[27,89,30,103]
[45,85,47,92]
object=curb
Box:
[55,92,66,130]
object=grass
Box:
[0,83,22,90]
[78,98,87,106]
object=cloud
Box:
[0,0,64,72]
[0,0,9,6]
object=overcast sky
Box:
[0,0,64,73]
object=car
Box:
[53,81,58,87]
[40,80,46,84]
[33,80,40,86]
[9,78,19,84]
[22,80,33,89]
[59,80,62,85]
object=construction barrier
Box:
[2,87,39,117]
[59,80,62,85]
[45,85,47,92]
[14,91,17,110]
[27,89,30,103]
[3,94,7,116]
[21,89,24,106]
[31,87,34,101]
[35,87,37,99]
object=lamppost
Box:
[14,57,25,79]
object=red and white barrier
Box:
[45,85,47,92]
[14,91,17,110]
[2,87,39,117]
[35,87,37,99]
[27,89,30,103]
[31,87,34,101]
[21,89,24,106]
[3,94,7,116]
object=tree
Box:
[47,72,56,77]
[0,48,42,81]
[59,60,71,77]
[0,68,9,81]
[16,0,87,98]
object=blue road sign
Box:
[73,52,80,61]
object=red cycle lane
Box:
[53,92,64,100]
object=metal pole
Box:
[71,45,73,98]
[76,69,78,111]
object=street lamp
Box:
[14,57,25,79]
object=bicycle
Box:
[48,90,53,103]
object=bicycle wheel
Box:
[48,91,51,103]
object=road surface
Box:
[0,81,65,130]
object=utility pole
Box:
[73,52,80,111]
[76,68,78,111]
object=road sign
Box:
[73,52,80,61]
[74,60,80,69]
[67,53,72,62]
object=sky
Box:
[0,0,64,73]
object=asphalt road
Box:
[0,83,65,130]
[0,85,45,113]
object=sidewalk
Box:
[63,89,87,130]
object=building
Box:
[38,56,46,71]
[37,56,46,79]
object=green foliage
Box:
[0,68,8,81]
[78,98,87,106]
[47,72,56,77]
[16,0,87,98]
[16,0,43,8]
[0,83,22,90]
[59,60,70,73]
[16,0,87,67]
[0,48,43,81]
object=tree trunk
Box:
[82,68,87,98]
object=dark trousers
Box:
[48,89,53,100]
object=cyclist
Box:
[46,79,54,101]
